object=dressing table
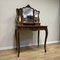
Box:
[15,5,48,57]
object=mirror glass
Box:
[34,10,39,23]
[23,7,33,23]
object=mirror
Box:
[16,5,40,24]
[34,10,39,23]
[23,7,33,23]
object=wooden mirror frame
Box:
[16,5,40,25]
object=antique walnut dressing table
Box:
[15,5,48,57]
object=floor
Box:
[0,44,60,60]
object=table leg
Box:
[44,27,48,52]
[15,29,17,51]
[16,29,20,57]
[38,30,40,47]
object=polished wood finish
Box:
[16,5,40,24]
[15,5,48,57]
[38,30,40,47]
[0,44,60,60]
[15,25,48,57]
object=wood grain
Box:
[0,44,60,60]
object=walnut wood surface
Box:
[15,25,48,57]
[15,5,48,57]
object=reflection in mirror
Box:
[23,7,33,23]
[34,10,39,23]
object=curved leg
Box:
[44,27,48,52]
[15,29,17,51]
[16,29,20,57]
[38,30,40,47]
[17,29,20,57]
